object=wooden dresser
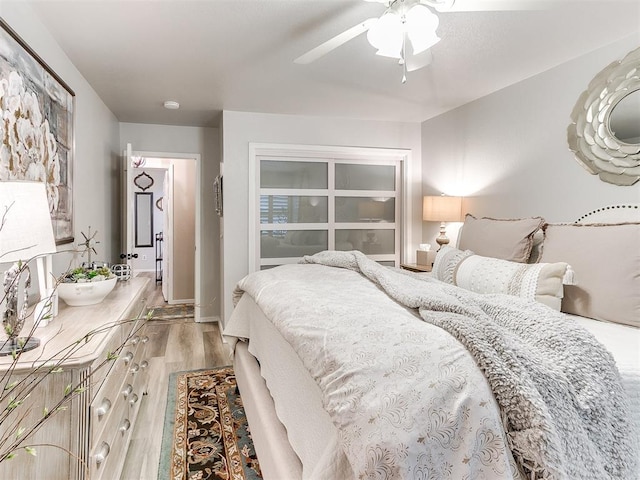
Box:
[0,277,150,480]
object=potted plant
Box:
[57,227,118,307]
[57,265,117,306]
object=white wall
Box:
[119,122,220,321]
[221,110,422,324]
[421,35,640,248]
[1,4,121,276]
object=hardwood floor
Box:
[120,274,231,480]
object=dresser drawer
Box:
[129,332,150,393]
[90,347,137,442]
[89,411,134,480]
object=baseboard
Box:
[197,315,220,323]
[168,299,194,304]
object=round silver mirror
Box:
[567,47,640,186]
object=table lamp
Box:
[423,195,463,249]
[0,181,57,356]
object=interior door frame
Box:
[124,146,202,322]
[161,166,173,304]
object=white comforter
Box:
[231,252,636,479]
[233,263,520,479]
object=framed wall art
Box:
[0,18,75,244]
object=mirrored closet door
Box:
[251,146,404,271]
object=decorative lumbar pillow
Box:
[433,245,571,310]
[540,223,640,327]
[457,214,545,263]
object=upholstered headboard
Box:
[575,204,640,224]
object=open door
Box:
[120,143,138,267]
[161,166,174,303]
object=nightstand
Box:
[400,263,432,273]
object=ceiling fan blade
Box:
[406,48,433,72]
[294,18,377,65]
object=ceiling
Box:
[26,0,640,128]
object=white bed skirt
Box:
[234,342,303,479]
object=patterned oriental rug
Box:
[159,366,262,480]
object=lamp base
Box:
[435,221,450,250]
[0,337,41,356]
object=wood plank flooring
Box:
[120,274,231,480]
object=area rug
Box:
[159,366,262,480]
[147,303,194,320]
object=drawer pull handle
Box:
[123,352,134,364]
[129,393,139,405]
[95,442,110,465]
[130,364,140,374]
[122,384,133,398]
[96,399,111,417]
[140,360,149,369]
[142,335,149,344]
[119,419,131,433]
[132,336,140,345]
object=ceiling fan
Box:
[294,0,552,82]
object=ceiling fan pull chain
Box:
[401,32,407,83]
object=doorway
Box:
[123,146,201,321]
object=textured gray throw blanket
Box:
[301,251,637,480]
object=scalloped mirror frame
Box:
[567,47,640,186]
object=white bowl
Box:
[57,277,117,307]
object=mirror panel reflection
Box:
[335,197,395,223]
[335,164,395,191]
[260,230,328,258]
[335,229,394,255]
[260,161,328,189]
[260,195,328,224]
[609,89,640,144]
[135,192,154,248]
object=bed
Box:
[223,205,640,480]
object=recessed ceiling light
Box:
[164,100,180,110]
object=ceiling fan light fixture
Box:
[367,11,403,55]
[406,4,441,54]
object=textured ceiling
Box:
[25,0,640,127]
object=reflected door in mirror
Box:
[135,192,154,247]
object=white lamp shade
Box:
[423,195,463,222]
[0,181,57,264]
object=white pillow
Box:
[433,246,572,310]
